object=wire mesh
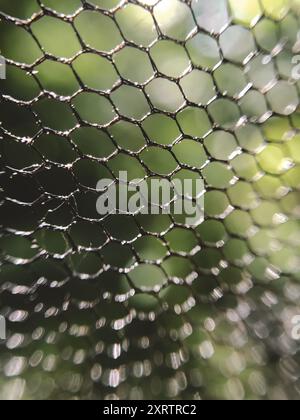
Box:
[0,0,300,400]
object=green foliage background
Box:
[0,0,300,400]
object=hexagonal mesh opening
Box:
[0,0,300,400]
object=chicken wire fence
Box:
[0,0,300,400]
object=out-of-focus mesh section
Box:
[0,0,300,400]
